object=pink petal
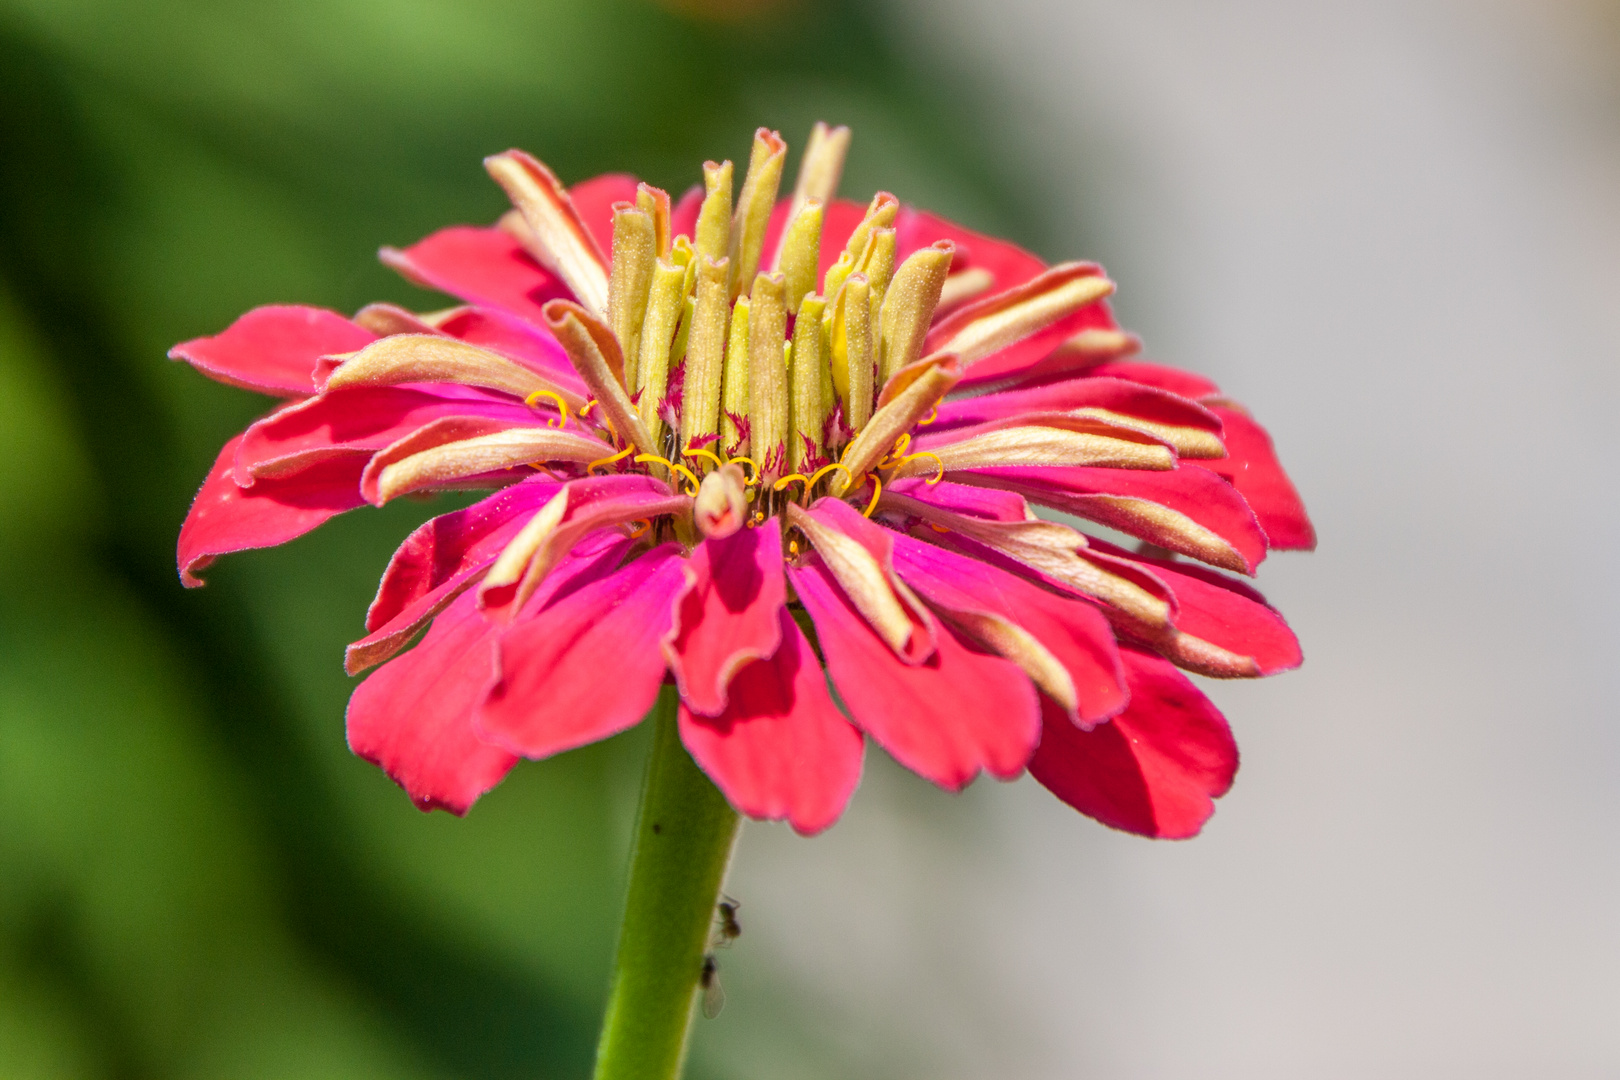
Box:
[476,545,687,759]
[380,225,569,327]
[346,589,516,815]
[436,306,587,393]
[670,183,703,240]
[1104,543,1302,675]
[894,205,1047,292]
[169,305,377,397]
[178,434,364,587]
[665,526,787,716]
[1083,360,1220,400]
[889,531,1128,725]
[679,608,864,836]
[885,477,1030,523]
[568,173,643,258]
[791,555,1040,790]
[1029,648,1237,839]
[933,375,1223,436]
[476,473,689,620]
[961,464,1269,574]
[954,303,1122,389]
[802,497,936,663]
[347,478,568,673]
[234,385,536,484]
[365,477,565,631]
[1191,405,1316,550]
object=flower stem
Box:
[593,687,741,1080]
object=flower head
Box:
[175,124,1313,838]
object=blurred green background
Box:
[0,1,1046,1076]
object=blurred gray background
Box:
[728,1,1620,1077]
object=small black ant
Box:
[715,895,742,947]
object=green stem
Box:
[594,687,741,1080]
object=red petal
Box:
[345,589,516,815]
[381,225,569,327]
[889,532,1127,724]
[567,173,642,258]
[894,205,1047,292]
[679,608,864,835]
[1083,360,1220,399]
[346,479,570,674]
[1191,406,1316,550]
[235,385,535,484]
[962,464,1269,574]
[178,434,363,587]
[476,545,687,759]
[1104,544,1302,675]
[670,184,703,241]
[791,556,1040,789]
[169,305,376,397]
[1029,649,1237,839]
[934,375,1222,437]
[665,526,786,716]
[435,306,587,394]
[816,198,872,283]
[885,477,1029,523]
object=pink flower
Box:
[175,125,1312,839]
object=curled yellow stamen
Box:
[807,461,853,492]
[634,453,701,495]
[772,473,812,493]
[579,398,599,418]
[894,451,946,484]
[525,389,570,428]
[861,473,883,517]
[920,404,939,426]
[927,522,950,533]
[627,518,652,540]
[588,445,635,474]
[683,445,726,473]
[891,432,912,458]
[728,455,760,485]
[751,510,766,526]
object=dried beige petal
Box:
[484,150,610,317]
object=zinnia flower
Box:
[175,124,1312,839]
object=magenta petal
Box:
[568,173,642,258]
[476,545,686,759]
[346,479,568,674]
[1192,406,1316,551]
[365,478,563,631]
[885,478,1030,523]
[791,556,1040,789]
[381,225,569,327]
[1029,648,1237,839]
[679,608,864,835]
[1106,545,1303,675]
[666,527,786,716]
[169,305,376,397]
[235,385,535,484]
[346,589,517,814]
[436,306,586,393]
[889,531,1127,725]
[933,374,1222,436]
[894,205,1047,292]
[1083,360,1220,400]
[178,435,364,587]
[964,464,1269,574]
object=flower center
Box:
[512,123,956,530]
